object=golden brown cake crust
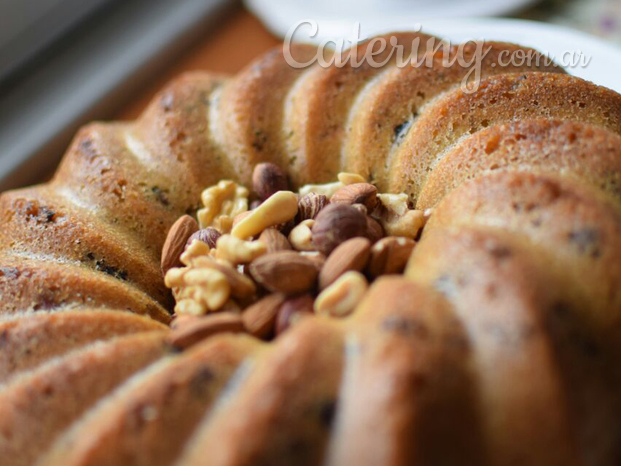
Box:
[417,119,621,208]
[0,32,620,466]
[0,310,165,383]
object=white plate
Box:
[246,0,539,22]
[245,2,621,92]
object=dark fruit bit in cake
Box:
[186,227,221,249]
[252,163,289,201]
[297,193,329,222]
[312,204,367,255]
[276,294,314,335]
[161,215,199,275]
[331,183,378,211]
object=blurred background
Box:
[0,0,619,190]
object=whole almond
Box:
[242,293,286,338]
[301,251,326,271]
[249,251,318,294]
[312,204,367,255]
[366,236,416,277]
[168,312,245,350]
[331,183,378,210]
[276,294,314,335]
[161,215,199,275]
[258,228,291,253]
[252,163,289,200]
[186,227,221,249]
[297,193,329,222]
[319,237,371,290]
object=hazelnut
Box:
[186,227,221,249]
[252,163,289,200]
[311,204,367,255]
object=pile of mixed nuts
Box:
[161,163,431,348]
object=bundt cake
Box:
[0,31,620,466]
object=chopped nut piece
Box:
[258,228,292,253]
[380,209,426,238]
[242,293,286,338]
[197,180,249,233]
[377,193,410,215]
[180,240,211,266]
[175,299,205,317]
[366,236,416,277]
[183,268,230,308]
[215,234,267,265]
[165,265,231,316]
[319,237,371,290]
[249,251,318,295]
[192,256,256,298]
[288,219,316,251]
[297,193,329,222]
[315,271,368,317]
[376,193,426,238]
[231,191,298,239]
[298,181,344,198]
[312,204,367,255]
[252,163,290,200]
[337,172,366,185]
[161,215,199,275]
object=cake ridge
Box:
[0,31,620,465]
